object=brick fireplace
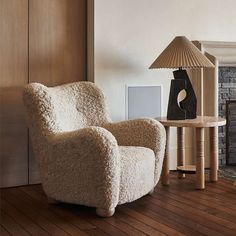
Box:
[218,67,236,165]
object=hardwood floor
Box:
[0,173,236,236]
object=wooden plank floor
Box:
[1,173,236,236]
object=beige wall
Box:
[88,0,236,168]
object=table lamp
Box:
[149,36,214,120]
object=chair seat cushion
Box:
[118,146,155,204]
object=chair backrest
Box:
[23,81,111,137]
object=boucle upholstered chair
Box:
[23,81,166,217]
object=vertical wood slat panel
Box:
[0,0,29,187]
[0,0,86,187]
[28,0,87,184]
[29,0,86,86]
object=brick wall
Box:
[218,67,236,165]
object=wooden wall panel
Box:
[28,0,87,184]
[29,0,86,86]
[0,0,29,187]
[0,0,86,187]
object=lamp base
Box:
[167,69,197,120]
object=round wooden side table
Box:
[157,116,226,189]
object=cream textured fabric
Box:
[23,81,166,212]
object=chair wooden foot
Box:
[47,196,58,204]
[148,188,154,195]
[96,208,115,217]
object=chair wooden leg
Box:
[148,188,154,195]
[96,208,115,217]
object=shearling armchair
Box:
[23,81,166,217]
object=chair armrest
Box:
[43,126,120,209]
[103,118,165,155]
[102,118,166,183]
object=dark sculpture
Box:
[167,69,197,120]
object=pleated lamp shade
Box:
[149,36,214,69]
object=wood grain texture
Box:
[196,127,205,190]
[0,0,29,187]
[1,175,235,236]
[29,0,86,86]
[0,0,87,187]
[0,225,11,236]
[0,199,50,236]
[28,0,87,184]
[210,127,218,182]
[158,116,226,128]
[177,127,185,178]
[161,126,170,186]
[0,211,30,236]
[158,116,225,190]
[177,165,196,173]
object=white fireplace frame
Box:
[186,41,236,167]
[192,41,236,117]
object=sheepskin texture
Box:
[23,81,166,211]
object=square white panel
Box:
[126,85,162,120]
